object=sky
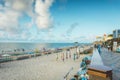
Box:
[0,0,120,43]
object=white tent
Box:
[90,49,104,66]
[2,54,11,57]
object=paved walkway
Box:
[101,48,120,80]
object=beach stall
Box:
[1,54,12,62]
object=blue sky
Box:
[0,0,120,43]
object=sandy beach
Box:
[0,48,90,80]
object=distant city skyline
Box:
[0,0,120,43]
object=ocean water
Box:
[0,43,89,53]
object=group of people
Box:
[56,48,81,61]
[56,49,72,61]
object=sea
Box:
[0,43,90,53]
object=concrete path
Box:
[101,48,120,80]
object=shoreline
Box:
[0,45,93,63]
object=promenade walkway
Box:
[101,48,120,80]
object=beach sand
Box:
[1,47,119,80]
[0,48,89,80]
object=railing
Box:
[64,67,73,80]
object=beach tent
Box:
[2,54,11,60]
[90,49,104,66]
[2,54,11,57]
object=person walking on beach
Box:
[69,49,71,58]
[67,49,71,59]
[107,45,110,51]
[73,53,76,61]
[66,49,69,59]
[56,53,58,61]
[62,53,64,62]
[94,44,97,48]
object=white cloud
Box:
[35,0,54,29]
[0,0,34,34]
[0,0,34,41]
[0,8,21,34]
[5,0,34,17]
[66,23,79,36]
[0,0,55,42]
